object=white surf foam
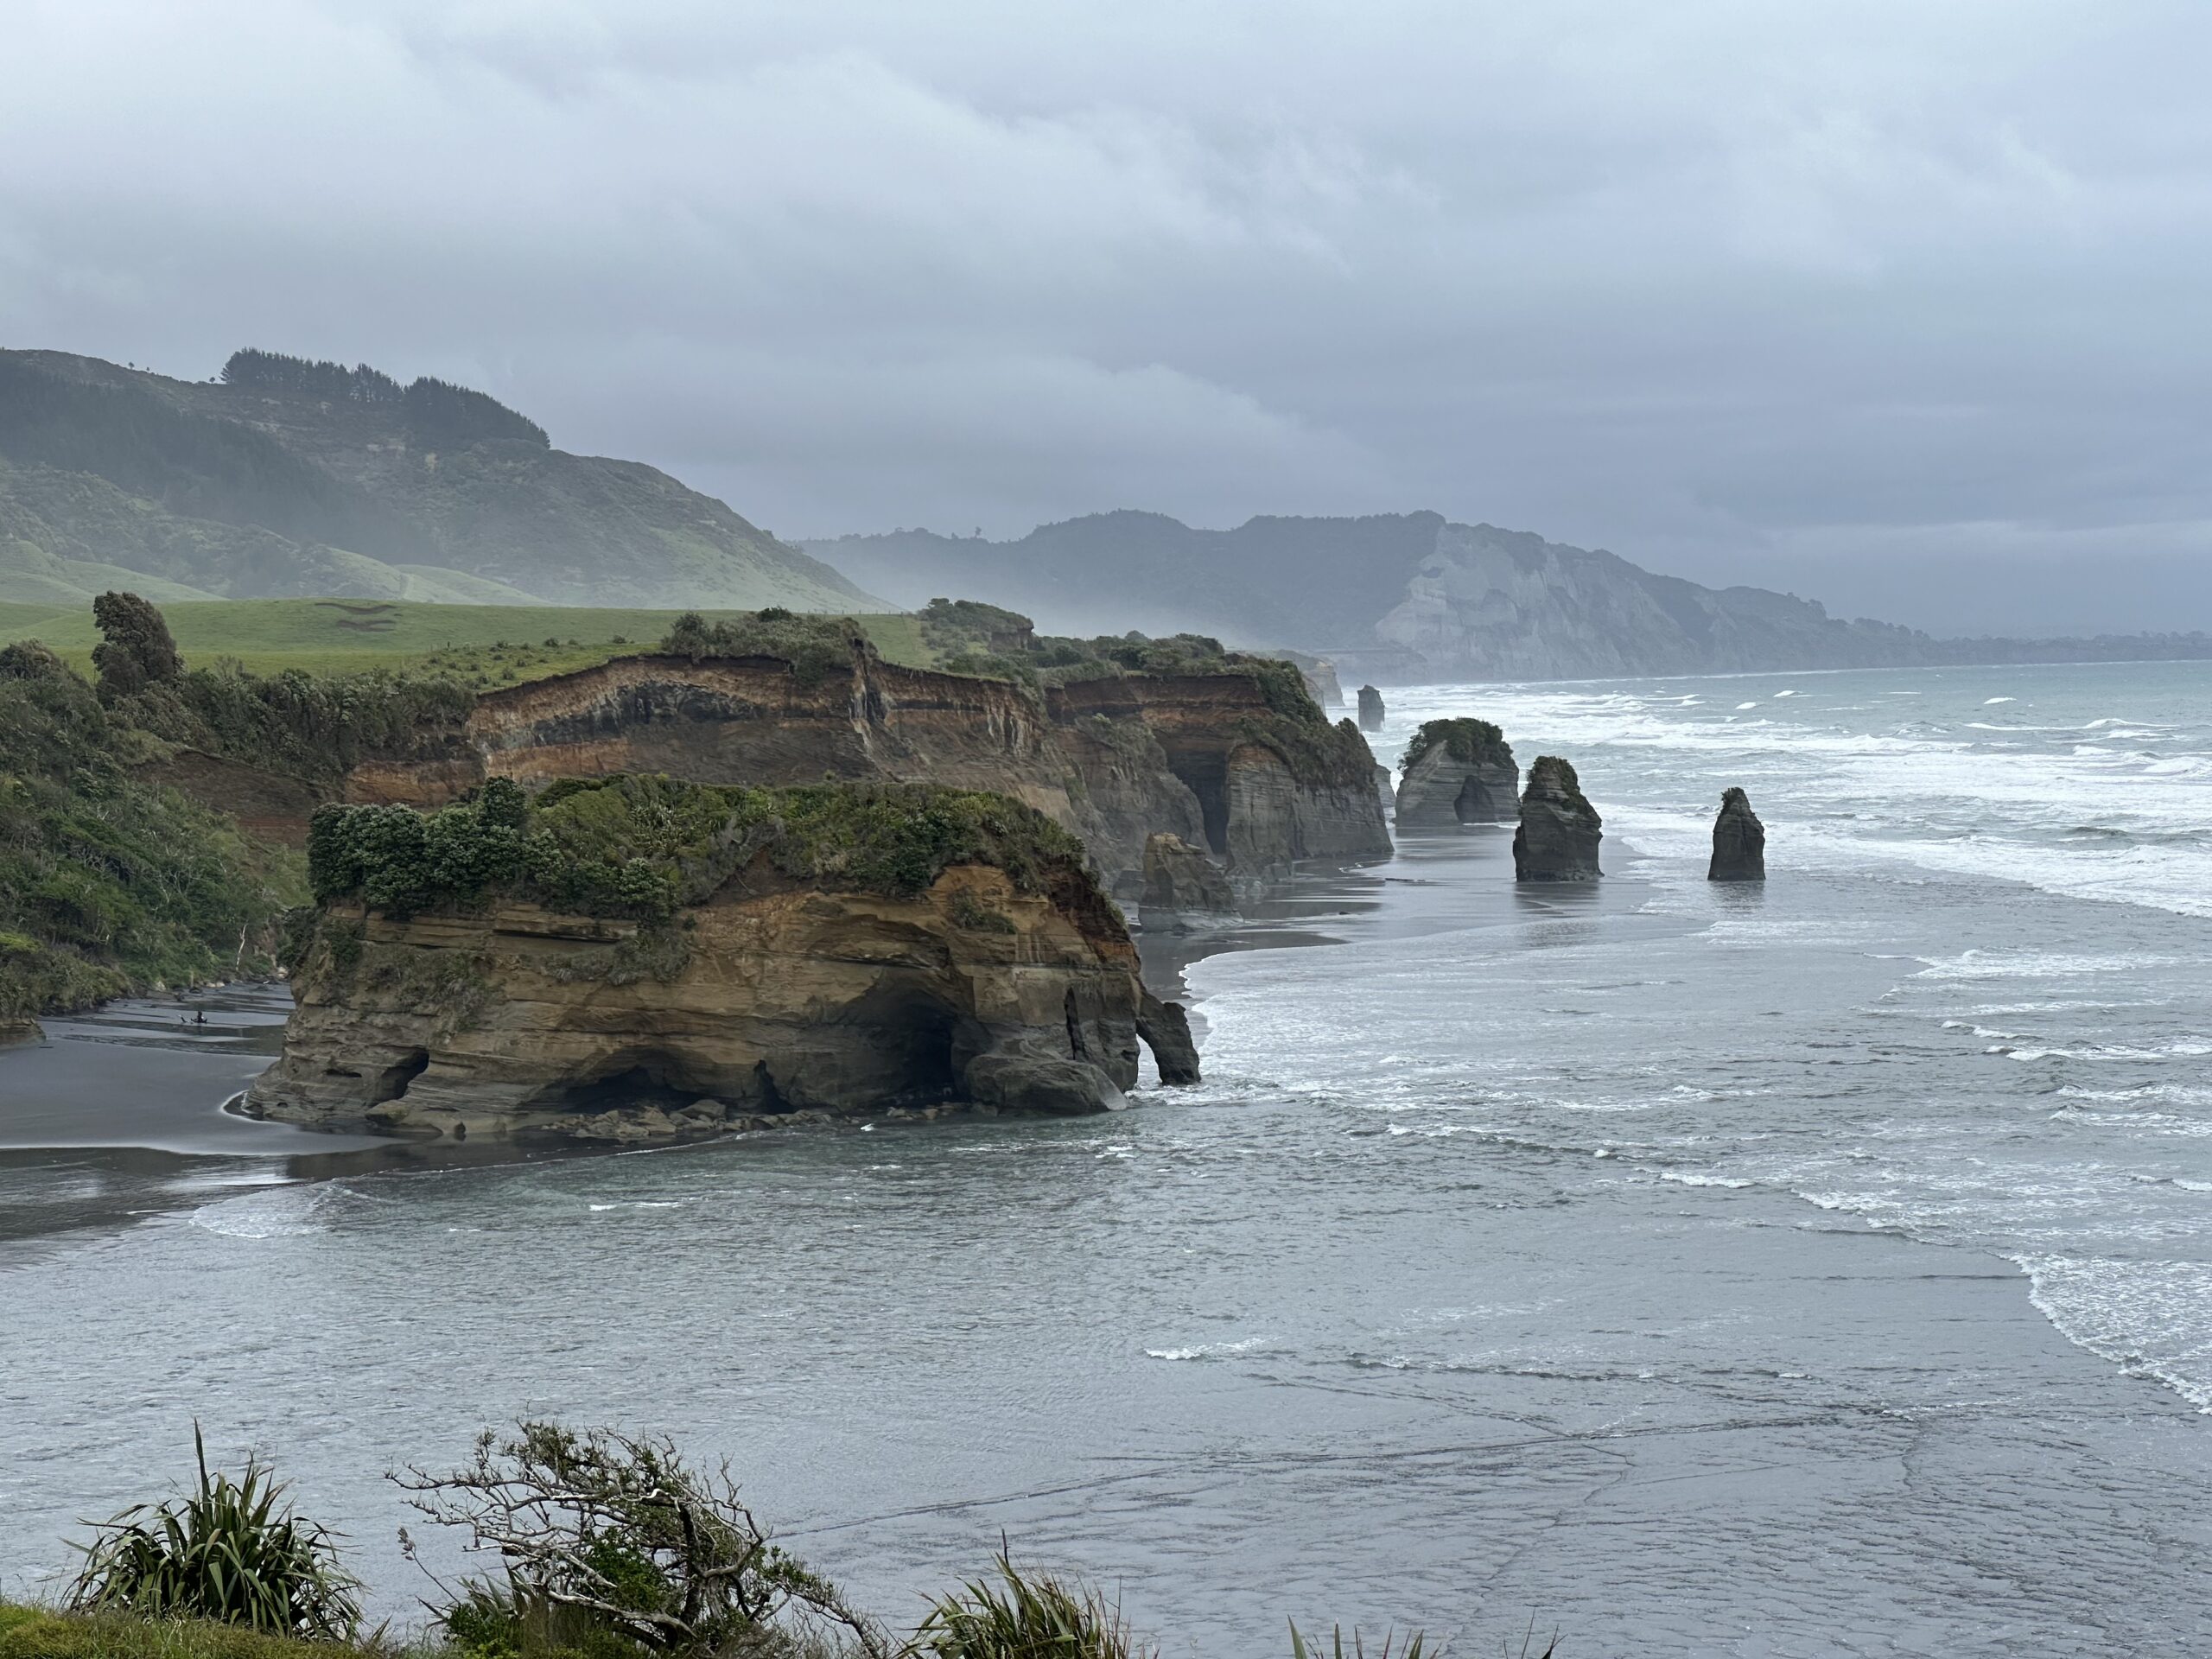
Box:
[2013,1253,2212,1412]
[188,1182,330,1239]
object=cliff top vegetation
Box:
[1402,717,1511,771]
[0,596,932,682]
[916,597,1328,723]
[307,773,1098,925]
[658,608,875,686]
[1526,754,1585,794]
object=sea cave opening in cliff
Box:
[1166,752,1231,855]
[518,1052,719,1117]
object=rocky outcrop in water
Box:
[1708,786,1766,882]
[1512,756,1602,881]
[1140,833,1236,931]
[1136,988,1200,1084]
[1357,685,1385,731]
[1375,762,1395,811]
[245,779,1199,1141]
[1395,718,1518,826]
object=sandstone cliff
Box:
[324,639,1387,887]
[246,778,1198,1140]
[1395,718,1518,826]
[1046,672,1389,875]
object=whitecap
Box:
[1659,1172,1754,1189]
[189,1182,329,1239]
[1984,696,2017,705]
[1145,1335,1277,1362]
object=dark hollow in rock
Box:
[1513,754,1603,881]
[1709,785,1766,881]
[1357,684,1386,731]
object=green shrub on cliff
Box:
[1400,718,1510,772]
[307,776,1094,924]
[0,643,302,1018]
[118,660,474,785]
[658,610,871,687]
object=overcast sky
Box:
[6,0,2209,634]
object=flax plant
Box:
[67,1427,361,1640]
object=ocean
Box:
[4,658,2211,1654]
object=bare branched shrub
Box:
[393,1422,887,1659]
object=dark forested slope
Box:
[0,349,875,611]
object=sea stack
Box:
[1513,755,1603,881]
[1357,684,1385,732]
[1708,786,1766,882]
[1140,832,1236,931]
[1395,718,1519,825]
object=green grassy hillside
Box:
[0,348,880,612]
[0,598,931,680]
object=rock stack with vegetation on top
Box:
[1708,785,1766,881]
[248,774,1200,1140]
[1512,755,1603,882]
[1395,717,1519,825]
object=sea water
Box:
[4,659,2212,1655]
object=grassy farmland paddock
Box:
[0,599,931,682]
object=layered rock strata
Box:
[1357,684,1385,731]
[1708,786,1766,881]
[1395,718,1518,826]
[1139,832,1237,931]
[1512,755,1603,881]
[245,779,1199,1140]
[322,645,1388,886]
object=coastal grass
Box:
[0,1605,408,1659]
[0,600,932,683]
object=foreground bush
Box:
[65,1431,360,1641]
[30,1423,1527,1658]
[395,1423,884,1659]
[909,1555,1146,1659]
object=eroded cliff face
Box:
[1048,674,1389,875]
[246,862,1183,1140]
[334,652,1388,885]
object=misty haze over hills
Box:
[809,512,2212,683]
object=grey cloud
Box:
[5,0,2209,632]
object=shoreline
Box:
[0,851,1405,1257]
